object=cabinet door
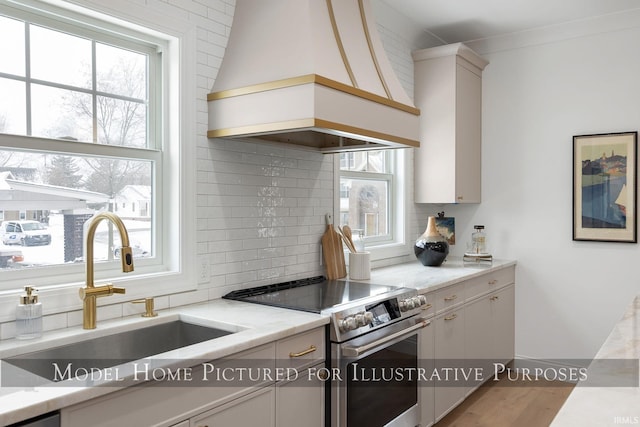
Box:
[464,294,492,393]
[454,62,482,203]
[419,318,435,427]
[191,386,275,427]
[465,284,516,394]
[276,364,325,427]
[433,308,465,422]
[488,285,515,366]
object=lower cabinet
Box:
[419,266,515,426]
[191,386,275,427]
[60,327,325,427]
[276,362,325,427]
[433,307,466,422]
[419,317,435,427]
[464,284,515,394]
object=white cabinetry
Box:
[191,386,275,427]
[275,328,326,427]
[413,43,488,204]
[418,314,435,427]
[419,266,515,425]
[433,307,466,422]
[60,327,325,427]
[276,362,325,427]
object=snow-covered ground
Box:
[0,213,151,269]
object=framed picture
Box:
[573,131,637,242]
[435,216,455,245]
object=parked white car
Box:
[1,220,52,246]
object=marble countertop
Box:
[363,257,516,292]
[0,256,516,425]
[551,296,640,426]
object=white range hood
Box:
[207,0,420,153]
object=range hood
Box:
[207,0,420,153]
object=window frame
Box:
[335,149,409,262]
[0,0,197,319]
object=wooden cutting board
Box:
[321,215,346,280]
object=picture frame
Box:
[573,131,637,242]
[435,216,455,245]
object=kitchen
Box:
[0,0,639,426]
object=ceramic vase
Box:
[414,216,449,266]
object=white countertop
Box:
[0,256,516,425]
[551,295,640,426]
[364,257,516,293]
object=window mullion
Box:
[25,21,32,136]
[91,39,97,143]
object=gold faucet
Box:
[79,212,134,329]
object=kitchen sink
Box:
[3,320,234,383]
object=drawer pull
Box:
[444,295,457,301]
[444,313,458,321]
[490,295,499,301]
[488,279,498,285]
[422,303,433,310]
[289,345,317,358]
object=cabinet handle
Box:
[457,196,463,200]
[444,295,457,301]
[421,303,433,310]
[444,313,458,321]
[289,345,317,358]
[490,295,499,301]
[488,279,498,285]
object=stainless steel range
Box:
[223,276,431,427]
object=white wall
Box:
[479,28,640,360]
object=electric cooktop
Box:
[222,276,399,314]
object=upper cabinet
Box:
[413,43,488,204]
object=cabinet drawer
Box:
[465,266,515,301]
[434,282,465,313]
[276,327,325,371]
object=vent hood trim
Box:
[207,74,420,116]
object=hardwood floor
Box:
[434,373,575,427]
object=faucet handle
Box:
[132,298,158,317]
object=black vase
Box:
[415,216,449,267]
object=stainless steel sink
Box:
[3,320,233,382]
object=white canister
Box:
[349,252,371,280]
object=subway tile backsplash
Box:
[197,138,333,292]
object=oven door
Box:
[331,316,429,427]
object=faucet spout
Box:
[80,212,134,329]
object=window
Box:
[0,1,193,298]
[338,149,406,252]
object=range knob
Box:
[411,296,423,307]
[399,298,415,312]
[338,316,357,332]
[355,312,373,327]
[417,295,428,306]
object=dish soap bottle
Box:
[16,286,42,339]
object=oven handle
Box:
[341,318,431,357]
